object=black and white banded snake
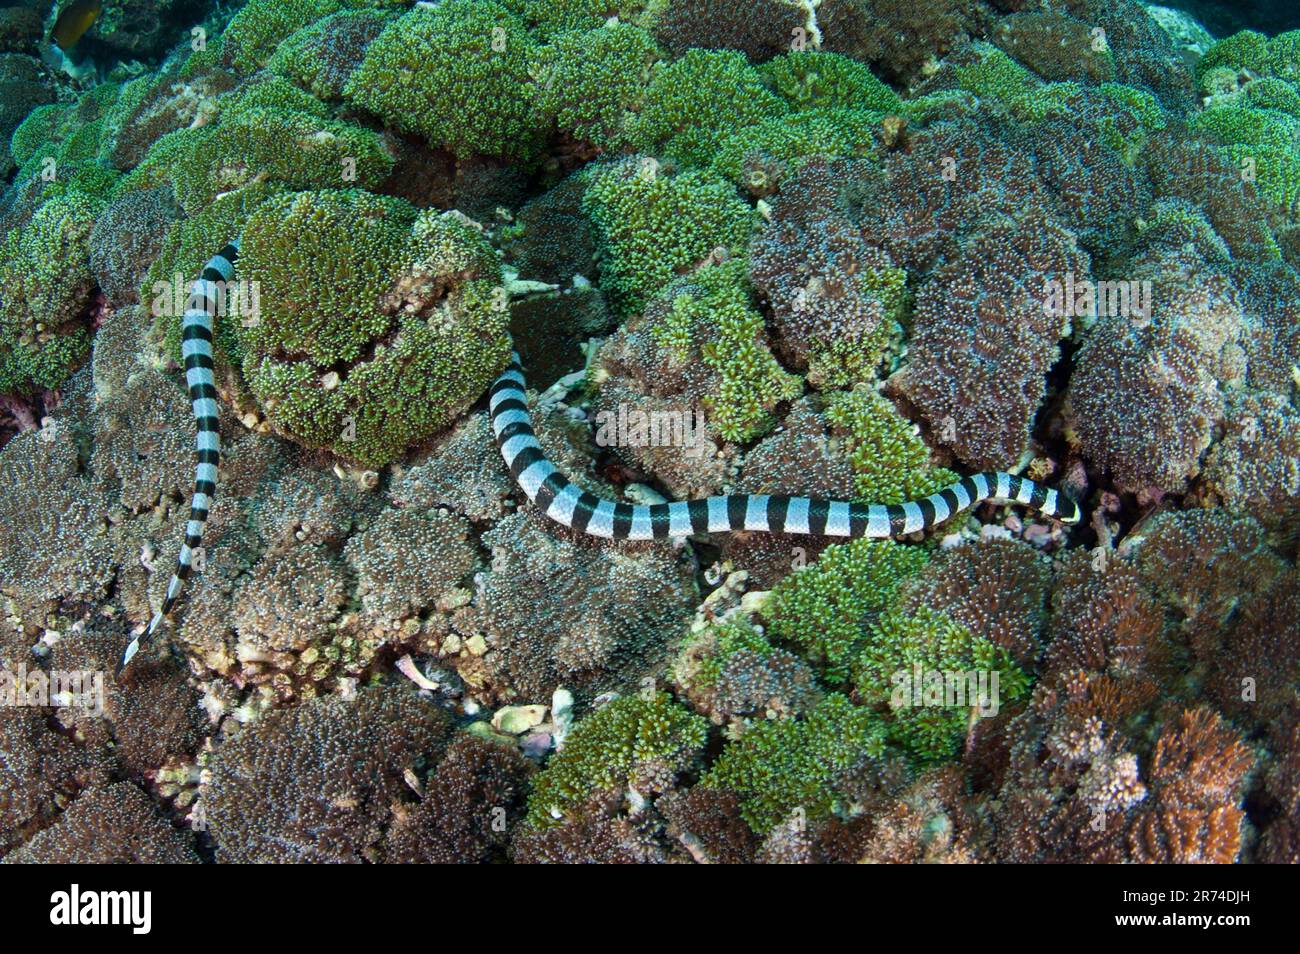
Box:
[119,242,1081,670]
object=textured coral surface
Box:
[0,0,1296,866]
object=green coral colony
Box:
[0,0,1297,865]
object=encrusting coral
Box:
[670,617,821,725]
[701,693,886,834]
[203,687,453,863]
[0,428,115,621]
[346,0,544,161]
[446,510,698,703]
[0,191,103,394]
[269,7,395,102]
[582,155,756,317]
[0,0,1297,867]
[3,782,199,864]
[236,189,511,466]
[514,691,708,856]
[750,158,906,389]
[385,733,534,863]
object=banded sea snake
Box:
[119,243,1083,670]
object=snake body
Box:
[492,353,1080,538]
[120,243,1081,668]
[121,241,239,670]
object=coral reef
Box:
[816,0,985,85]
[89,185,179,307]
[0,429,114,621]
[346,1,543,161]
[344,506,477,628]
[889,210,1088,471]
[652,0,805,63]
[891,538,1051,668]
[3,782,199,864]
[583,156,755,316]
[854,603,1030,760]
[384,734,534,863]
[628,48,788,167]
[750,158,905,389]
[446,510,698,702]
[0,707,113,854]
[236,190,510,466]
[701,693,886,834]
[0,0,1296,868]
[163,106,393,216]
[534,21,659,153]
[204,688,453,863]
[270,7,394,103]
[763,537,929,680]
[1126,708,1255,863]
[1194,27,1300,212]
[0,52,56,179]
[0,191,102,394]
[671,617,820,725]
[514,692,707,858]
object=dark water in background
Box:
[1163,0,1300,36]
[25,1,1300,67]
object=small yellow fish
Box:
[50,0,103,51]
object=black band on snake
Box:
[120,242,1082,669]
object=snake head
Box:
[1056,492,1083,525]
